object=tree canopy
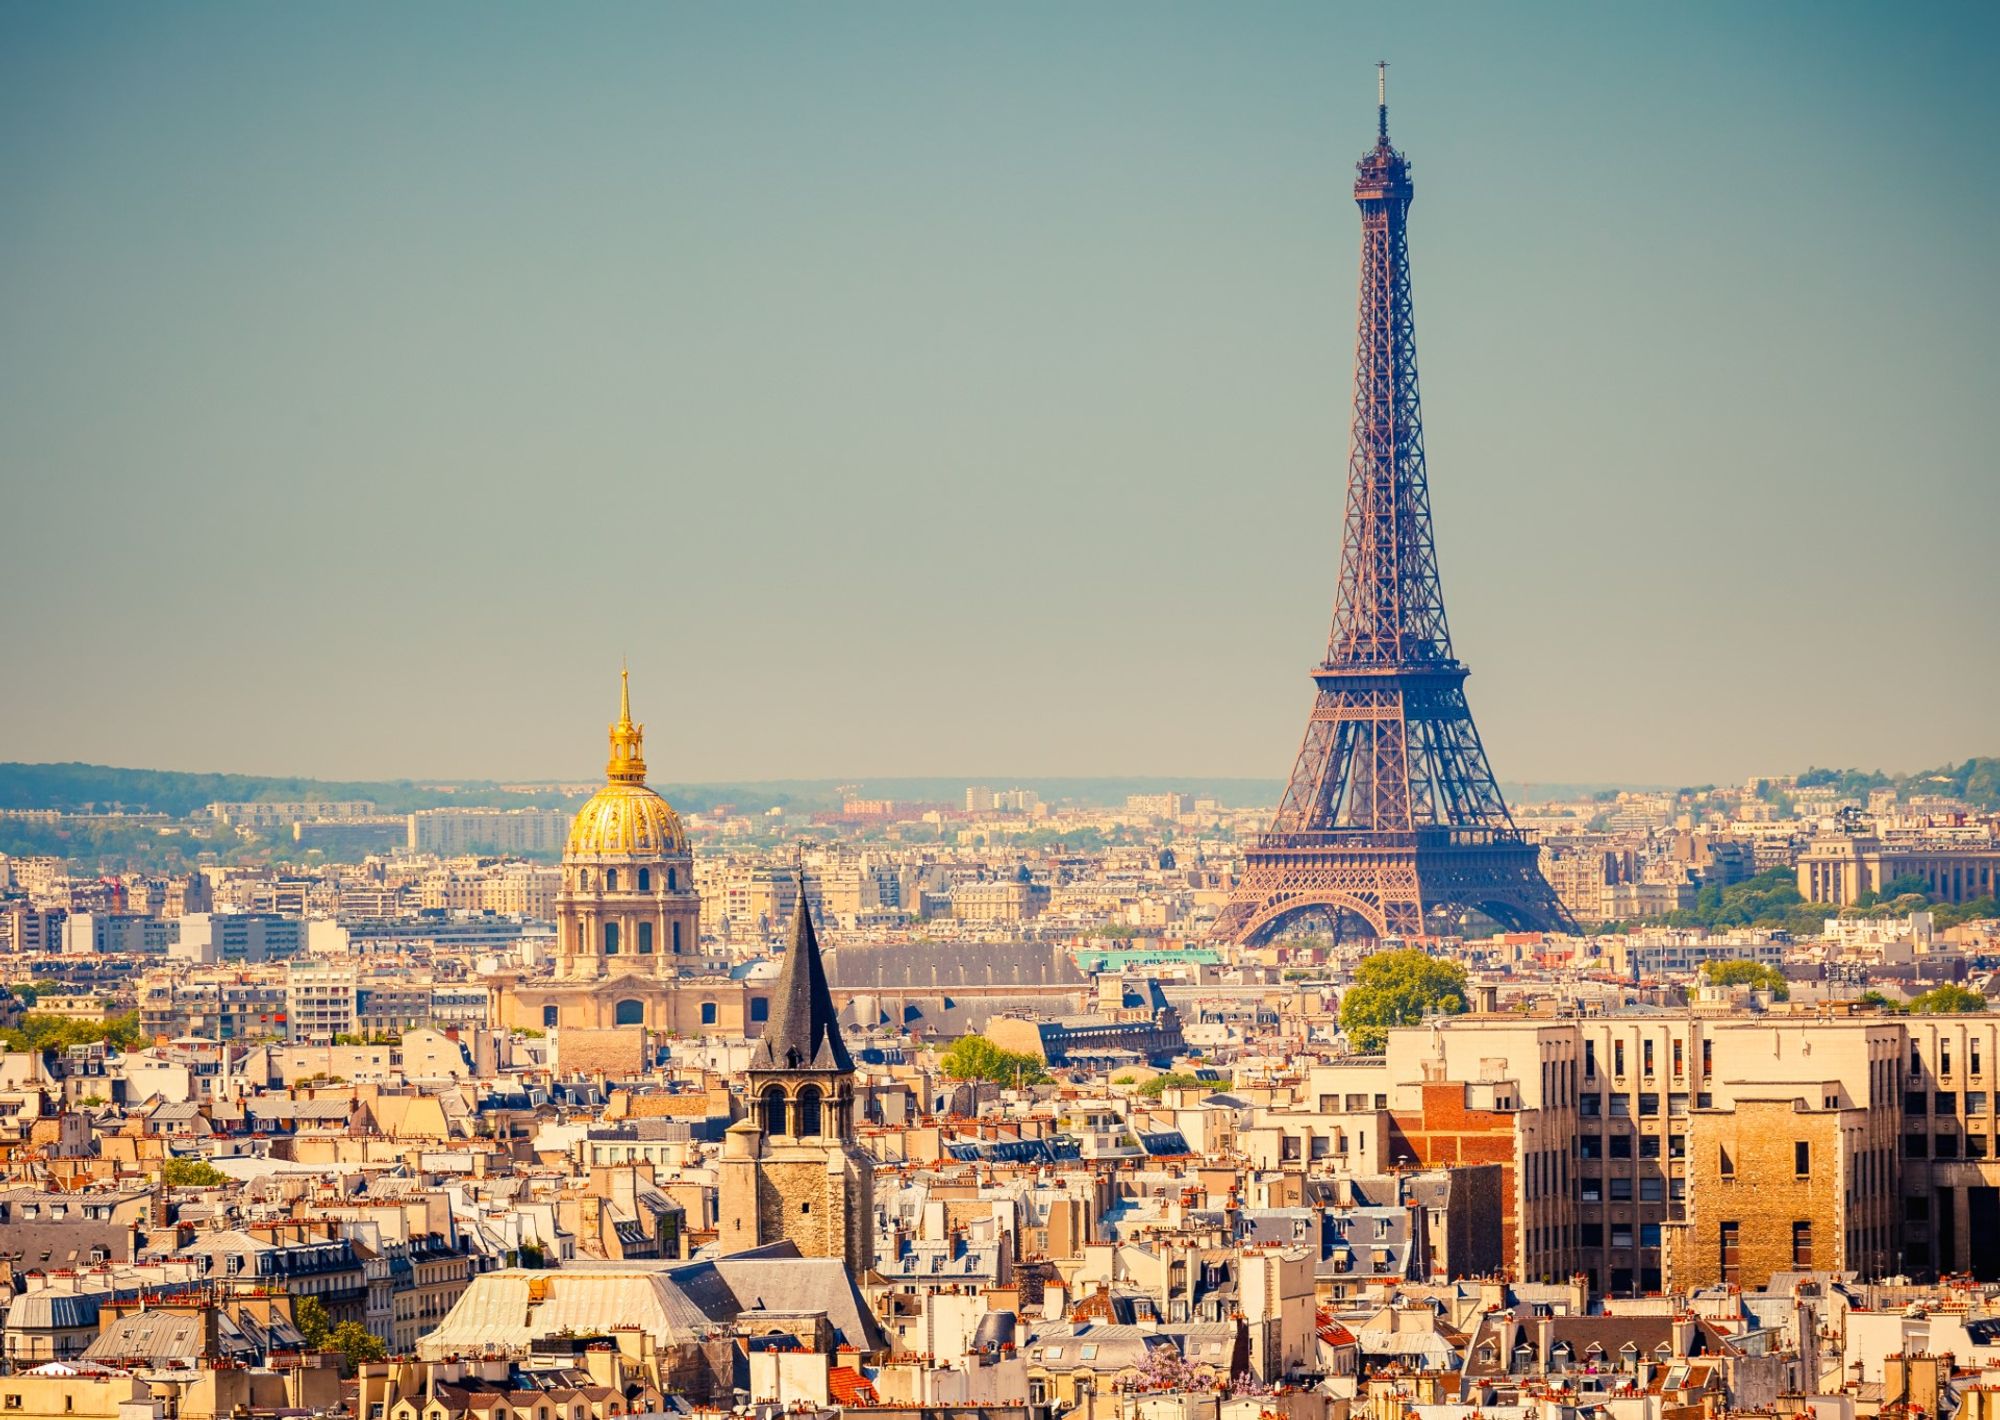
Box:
[294,1296,386,1373]
[1128,1071,1208,1099]
[1863,983,1990,1015]
[1654,868,1822,935]
[1910,983,1987,1014]
[1699,959,1789,999]
[0,1011,146,1054]
[1338,949,1469,1053]
[161,1157,228,1188]
[938,1034,1051,1086]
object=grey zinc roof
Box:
[81,1311,204,1364]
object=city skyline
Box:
[3,3,1996,785]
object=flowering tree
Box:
[1124,1343,1220,1393]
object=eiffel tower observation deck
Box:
[1213,68,1572,945]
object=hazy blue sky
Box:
[2,2,1995,788]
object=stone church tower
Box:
[719,881,874,1277]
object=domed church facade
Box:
[493,671,764,1039]
[554,668,699,980]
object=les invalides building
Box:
[493,672,766,1045]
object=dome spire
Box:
[606,662,646,784]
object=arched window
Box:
[759,1085,787,1136]
[614,999,645,1027]
[603,922,619,954]
[667,868,677,890]
[579,869,590,890]
[671,920,682,954]
[542,1005,559,1028]
[638,868,650,892]
[700,1001,717,1025]
[796,1084,823,1138]
[606,869,617,891]
[639,922,654,954]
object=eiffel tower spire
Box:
[1213,75,1571,945]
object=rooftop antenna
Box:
[1376,61,1390,143]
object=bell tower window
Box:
[796,1085,823,1138]
[760,1086,787,1136]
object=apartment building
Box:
[1899,1015,2000,1277]
[1262,1011,1975,1294]
[0,901,64,954]
[60,912,172,955]
[952,879,1050,923]
[137,973,290,1042]
[418,863,561,918]
[173,912,305,964]
[285,960,359,1044]
[406,809,570,856]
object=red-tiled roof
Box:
[828,1367,877,1407]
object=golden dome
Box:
[564,668,688,859]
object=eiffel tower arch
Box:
[1213,70,1572,947]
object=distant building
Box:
[205,800,376,828]
[406,808,571,855]
[173,912,305,965]
[286,959,359,1043]
[1799,834,2000,906]
[950,879,1049,923]
[0,901,64,954]
[60,912,171,956]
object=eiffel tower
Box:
[1213,68,1572,945]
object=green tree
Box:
[1933,895,2000,930]
[294,1296,332,1348]
[0,1010,146,1054]
[1338,949,1469,1053]
[328,1321,386,1371]
[1909,983,1986,1014]
[161,1157,227,1187]
[292,1296,384,1373]
[1131,1071,1207,1099]
[938,1034,1051,1086]
[1699,959,1789,999]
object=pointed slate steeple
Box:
[753,874,853,1074]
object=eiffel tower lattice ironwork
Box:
[1213,69,1573,945]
